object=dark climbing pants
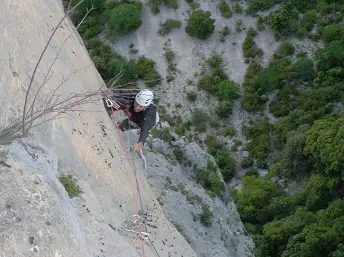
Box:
[119,118,138,131]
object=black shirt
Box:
[104,97,156,144]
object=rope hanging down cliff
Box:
[104,90,161,257]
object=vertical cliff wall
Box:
[0,1,197,256]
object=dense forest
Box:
[68,0,344,256]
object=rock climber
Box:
[102,89,157,152]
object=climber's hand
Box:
[133,142,143,152]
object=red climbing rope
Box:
[106,94,146,257]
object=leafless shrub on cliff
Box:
[0,1,101,144]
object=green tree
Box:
[245,118,272,163]
[322,25,343,44]
[273,125,311,178]
[305,116,344,175]
[71,0,106,19]
[185,10,215,40]
[217,80,240,101]
[301,10,317,31]
[216,101,232,118]
[282,200,344,257]
[316,40,344,72]
[304,174,336,211]
[110,4,141,34]
[197,160,225,195]
[218,1,232,18]
[274,41,295,59]
[259,207,316,257]
[215,150,236,181]
[236,176,283,224]
[266,4,299,38]
[290,57,314,80]
[243,29,263,60]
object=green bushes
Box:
[197,76,214,93]
[245,168,259,177]
[199,204,213,227]
[222,127,236,137]
[300,10,317,31]
[321,25,344,44]
[265,4,299,39]
[204,135,223,156]
[191,109,208,132]
[147,0,163,14]
[59,175,83,198]
[148,0,178,14]
[74,3,161,87]
[241,157,254,169]
[242,28,264,61]
[238,18,344,256]
[274,41,295,59]
[136,57,161,87]
[197,55,239,118]
[243,58,289,111]
[289,57,314,80]
[197,160,225,196]
[233,3,243,14]
[71,0,106,20]
[245,118,272,164]
[305,116,344,175]
[158,19,182,36]
[186,91,197,102]
[216,101,232,118]
[185,10,215,40]
[164,49,177,77]
[246,0,282,14]
[215,150,236,181]
[219,26,231,42]
[218,1,232,18]
[217,80,240,101]
[269,85,299,117]
[271,125,311,178]
[110,4,141,34]
[206,55,222,69]
[235,175,284,224]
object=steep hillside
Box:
[0,1,198,256]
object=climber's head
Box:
[134,89,153,112]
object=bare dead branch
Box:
[27,5,94,133]
[22,0,85,135]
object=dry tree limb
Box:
[22,0,86,135]
[28,5,95,127]
[0,0,104,145]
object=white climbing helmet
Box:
[135,89,154,107]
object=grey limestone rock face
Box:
[145,148,255,257]
[0,0,197,256]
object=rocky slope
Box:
[0,1,197,256]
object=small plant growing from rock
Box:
[219,26,231,42]
[218,1,232,18]
[222,127,236,137]
[129,43,138,54]
[235,19,244,32]
[242,27,263,62]
[245,168,259,177]
[186,91,197,102]
[199,204,213,227]
[241,157,254,168]
[59,174,82,198]
[158,19,182,36]
[233,3,243,14]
